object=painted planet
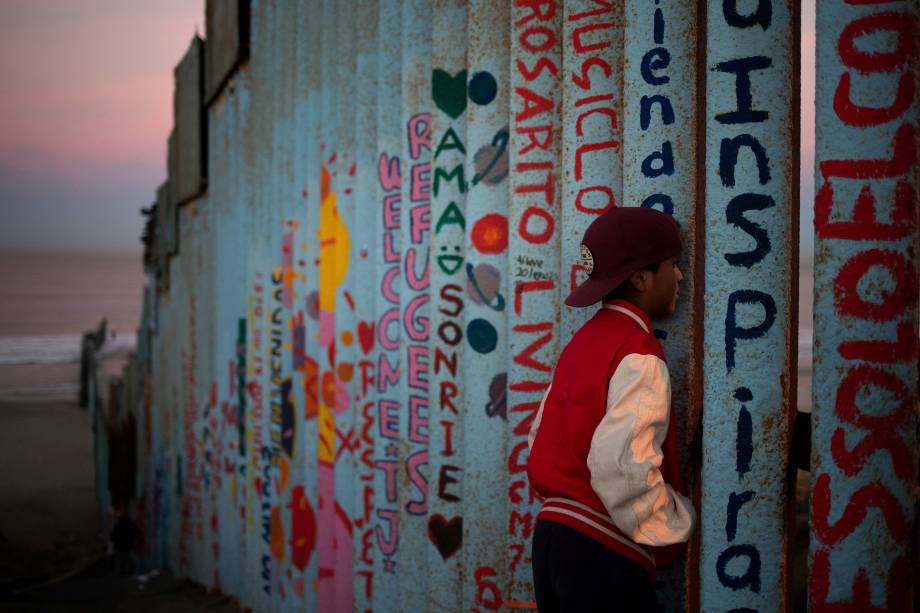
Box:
[470,213,508,254]
[468,71,497,106]
[465,262,502,306]
[473,141,509,186]
[485,372,507,419]
[467,318,498,354]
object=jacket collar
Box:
[601,299,651,335]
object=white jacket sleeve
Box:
[527,384,551,452]
[587,353,695,546]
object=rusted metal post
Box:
[329,2,358,611]
[209,61,249,598]
[208,42,231,598]
[622,0,702,609]
[174,201,198,583]
[192,177,214,594]
[427,0,468,609]
[700,1,800,611]
[315,1,340,610]
[242,3,274,607]
[233,79,250,606]
[461,1,511,610]
[560,0,624,346]
[352,1,379,610]
[372,0,403,608]
[282,3,310,609]
[507,0,563,608]
[195,198,217,592]
[810,2,919,610]
[396,0,433,609]
[266,4,298,608]
[295,6,322,611]
[231,77,252,603]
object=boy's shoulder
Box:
[563,308,664,361]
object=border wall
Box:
[95,1,918,611]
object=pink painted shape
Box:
[317,462,335,612]
[335,378,350,415]
[334,501,354,613]
[378,153,401,191]
[319,310,336,348]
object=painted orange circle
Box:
[471,213,508,254]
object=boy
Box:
[527,206,695,612]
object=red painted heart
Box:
[357,321,375,355]
[427,514,462,560]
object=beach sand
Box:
[0,359,241,611]
[0,362,99,583]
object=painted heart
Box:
[357,320,375,355]
[427,514,463,560]
[432,69,467,119]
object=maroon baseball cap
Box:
[565,207,682,308]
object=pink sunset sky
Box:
[0,2,816,255]
[0,1,203,253]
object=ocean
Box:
[0,252,146,364]
[0,251,813,407]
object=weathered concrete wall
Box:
[100,1,919,612]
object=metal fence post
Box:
[461,1,512,609]
[810,2,919,610]
[508,0,563,608]
[560,0,624,346]
[352,2,380,610]
[700,1,800,610]
[427,0,468,608]
[622,0,703,608]
[396,0,434,609]
[372,1,404,608]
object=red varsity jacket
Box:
[527,300,695,575]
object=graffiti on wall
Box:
[560,0,623,346]
[700,1,798,610]
[506,0,562,605]
[810,2,918,610]
[118,2,920,612]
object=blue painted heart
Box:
[432,69,467,119]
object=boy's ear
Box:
[628,269,649,293]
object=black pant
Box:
[532,520,657,612]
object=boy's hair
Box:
[603,260,662,301]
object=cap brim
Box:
[564,270,630,308]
